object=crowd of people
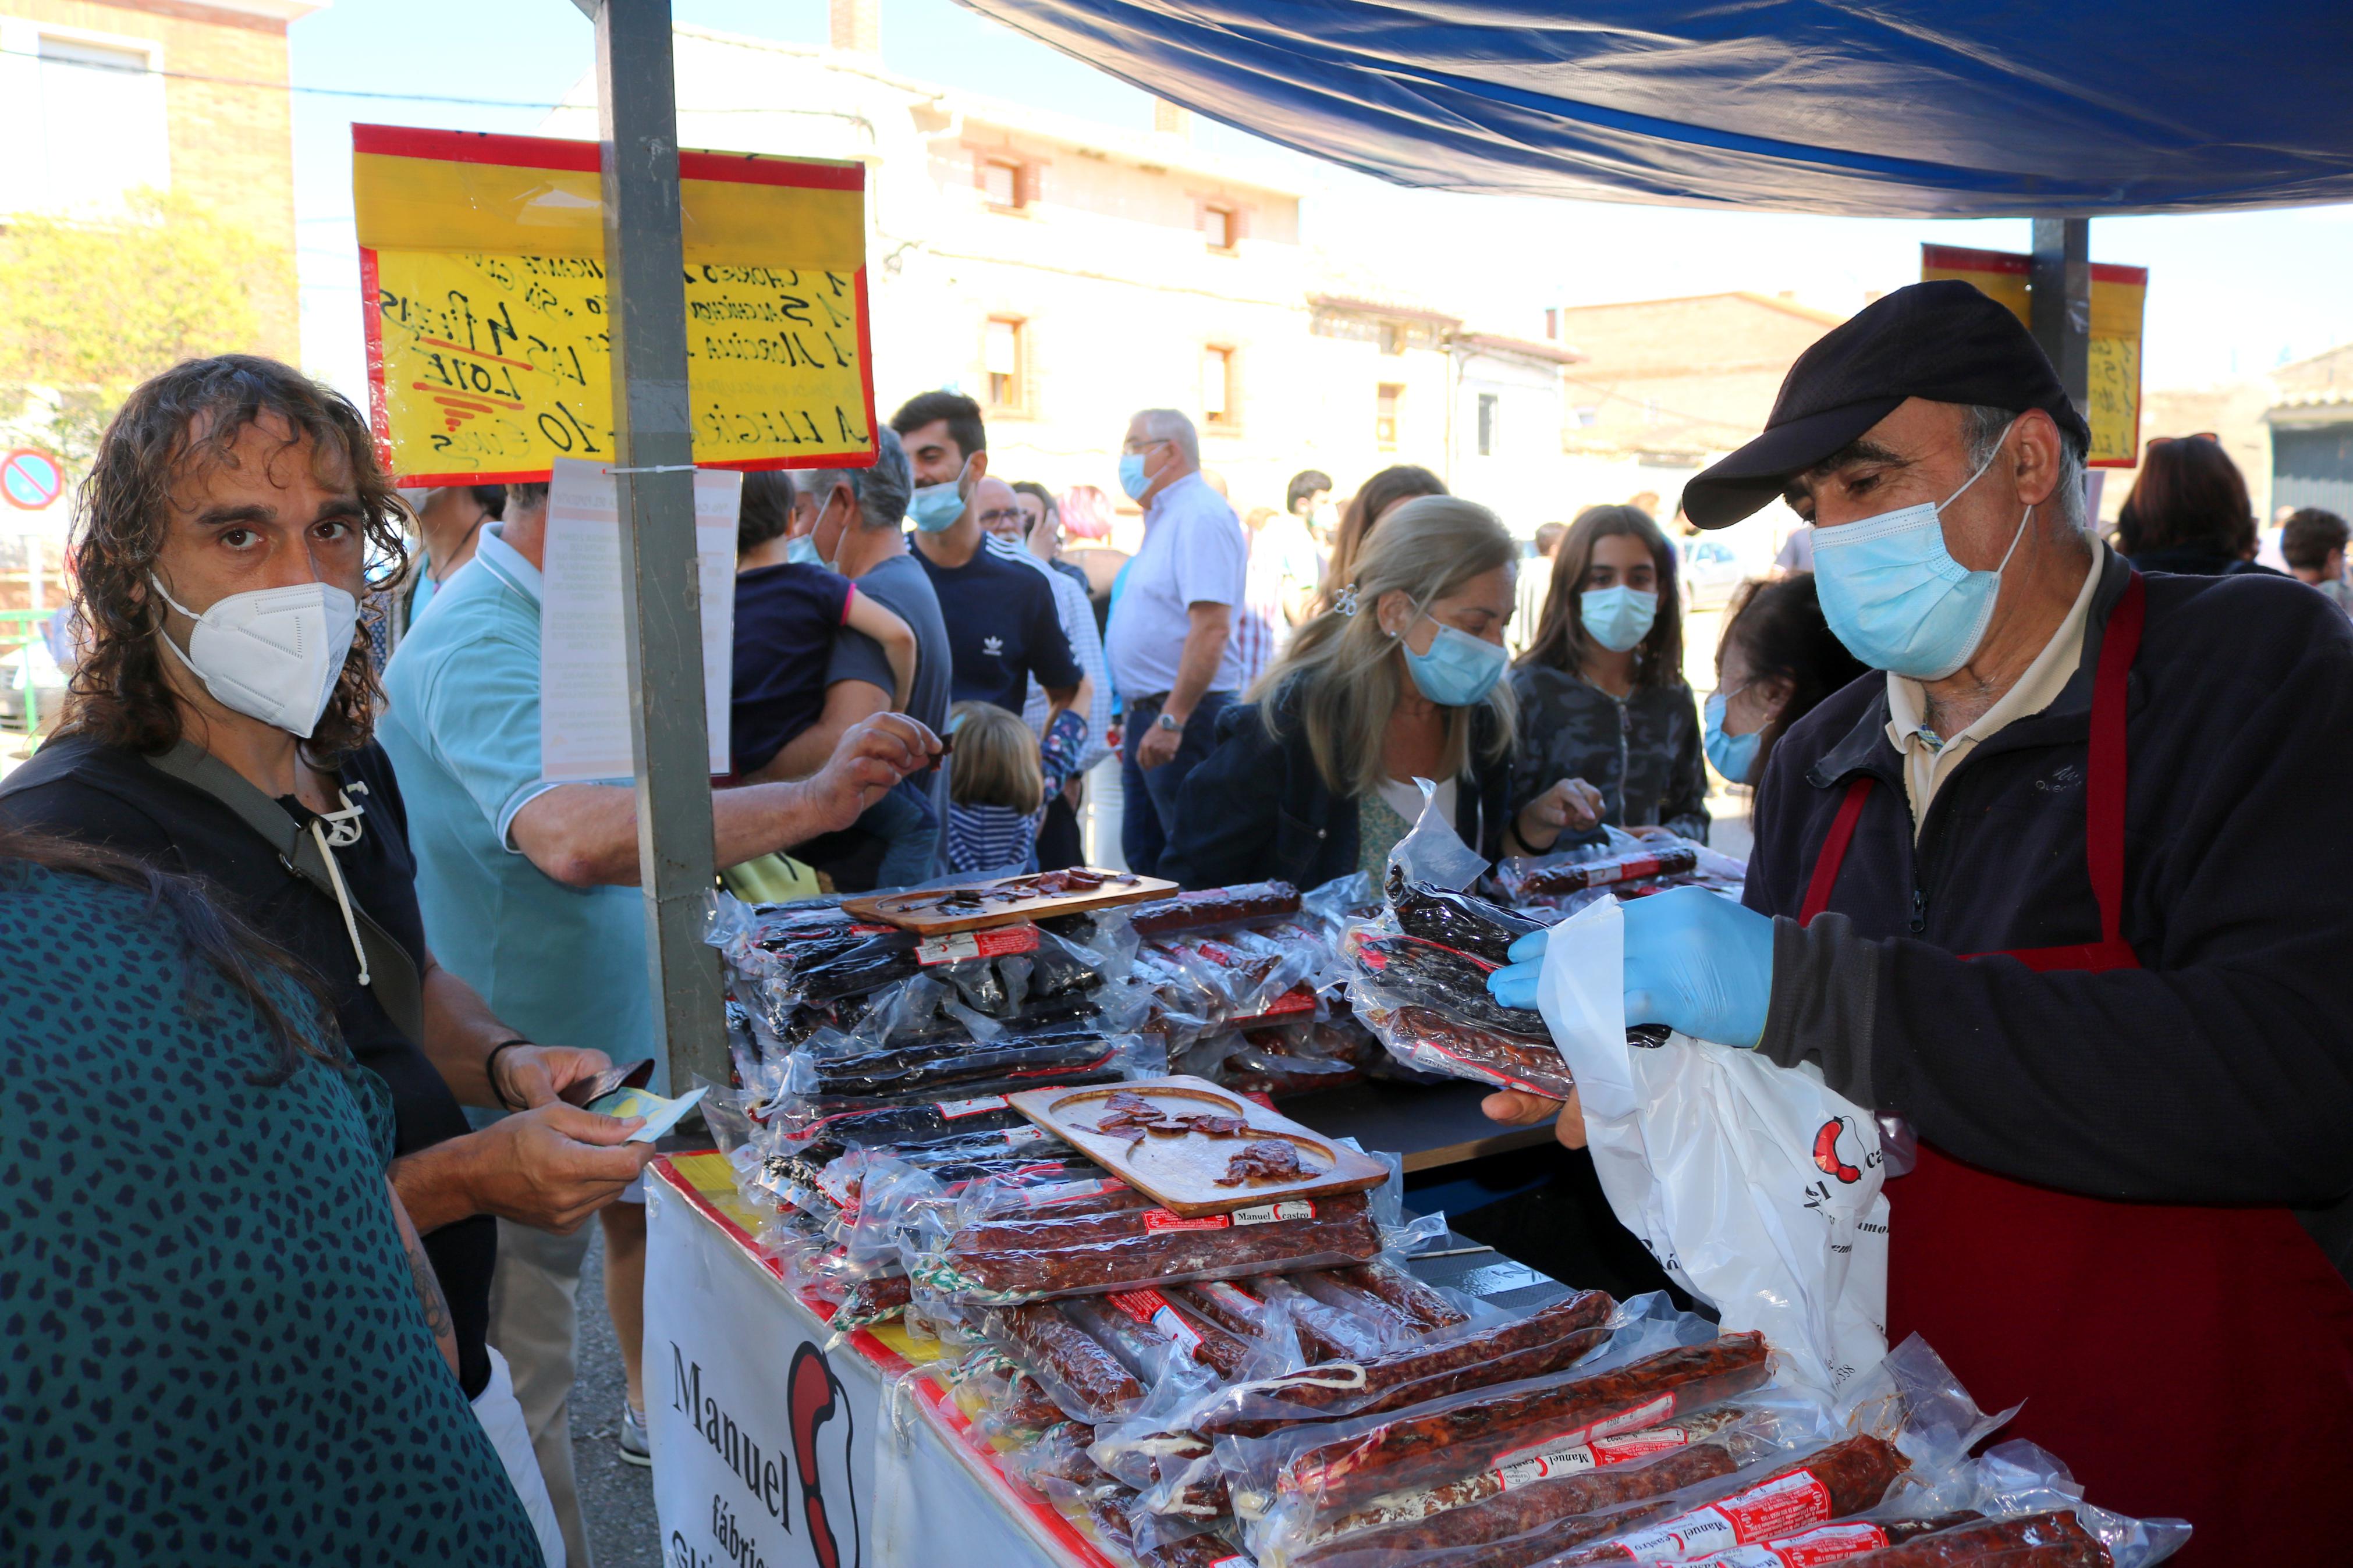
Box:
[8,302,2351,1563]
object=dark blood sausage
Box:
[1548,1434,1913,1564]
[1517,845,1701,895]
[1195,1289,1619,1439]
[828,1273,910,1330]
[1124,880,1303,936]
[794,1066,1124,1147]
[1835,1511,2110,1568]
[1216,1139,1316,1185]
[1393,1006,1577,1098]
[1277,1331,1771,1514]
[936,1193,1381,1299]
[989,1302,1145,1414]
[1387,868,1546,963]
[1353,933,1546,1034]
[800,1025,1117,1096]
[1329,1259,1471,1331]
[1293,1441,1747,1568]
[792,928,922,1002]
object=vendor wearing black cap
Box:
[1486,280,2353,1551]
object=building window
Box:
[1571,404,1601,428]
[0,24,172,216]
[1544,308,1559,342]
[1201,346,1237,428]
[1376,383,1404,451]
[1202,204,1237,251]
[1477,393,1499,457]
[979,157,1024,209]
[1379,322,1406,356]
[984,317,1027,411]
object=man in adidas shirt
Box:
[892,391,1084,724]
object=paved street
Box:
[573,1226,661,1568]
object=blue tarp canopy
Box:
[957,1,2353,216]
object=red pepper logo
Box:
[788,1342,857,1568]
[1812,1117,1863,1184]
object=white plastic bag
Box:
[1535,896,1891,1397]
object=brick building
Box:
[0,0,313,358]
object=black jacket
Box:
[1159,687,1514,891]
[1747,549,2353,1280]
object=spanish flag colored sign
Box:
[1919,244,2148,469]
[354,125,874,485]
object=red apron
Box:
[1798,574,2353,1558]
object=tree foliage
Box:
[0,189,283,463]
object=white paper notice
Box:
[540,457,741,783]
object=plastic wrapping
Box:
[781,1021,1155,1098]
[1124,880,1303,937]
[1226,1331,1773,1522]
[1341,883,1571,1095]
[911,1186,1393,1305]
[1386,867,1547,963]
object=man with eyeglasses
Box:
[1103,408,1245,877]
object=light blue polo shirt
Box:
[378,524,657,1083]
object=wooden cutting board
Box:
[1006,1075,1391,1218]
[840,868,1176,936]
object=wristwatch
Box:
[1154,711,1186,733]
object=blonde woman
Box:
[1160,497,1599,888]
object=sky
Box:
[288,0,2353,412]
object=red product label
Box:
[1680,1521,1893,1567]
[1715,1470,1834,1541]
[1240,1091,1279,1111]
[915,923,1041,965]
[1105,1286,1175,1322]
[934,1094,1010,1119]
[1142,1209,1231,1232]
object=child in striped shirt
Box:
[945,701,1089,875]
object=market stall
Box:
[644,855,2191,1568]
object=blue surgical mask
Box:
[1580,585,1658,652]
[906,458,973,534]
[1117,452,1152,503]
[784,534,823,567]
[1703,687,1762,783]
[1399,618,1507,707]
[1812,424,2028,680]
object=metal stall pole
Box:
[2030,218,2092,419]
[585,0,730,1094]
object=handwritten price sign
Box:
[354,126,875,485]
[1919,244,2148,468]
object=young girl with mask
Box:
[1159,497,1598,888]
[1508,504,1709,844]
[1703,573,1868,795]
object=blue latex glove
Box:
[1623,887,1773,1046]
[1487,929,1549,1011]
[1484,888,1774,1046]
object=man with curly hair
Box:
[0,355,934,1560]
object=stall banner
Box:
[649,1155,1123,1568]
[353,125,874,485]
[1920,244,2149,468]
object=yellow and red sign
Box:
[1920,245,2148,469]
[354,125,874,485]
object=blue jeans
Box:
[1119,689,1230,879]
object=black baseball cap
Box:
[1683,280,2094,529]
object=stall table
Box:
[645,1148,1569,1568]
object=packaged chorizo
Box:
[1325,1260,1470,1332]
[1499,843,1703,898]
[1831,1510,2111,1567]
[1187,1288,1618,1439]
[1662,1510,1985,1568]
[1248,1331,1772,1518]
[984,1300,1151,1421]
[1344,993,1575,1100]
[1259,1406,1773,1568]
[911,1189,1387,1304]
[948,1347,1078,1439]
[782,1021,1137,1097]
[1542,1434,1912,1564]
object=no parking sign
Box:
[1,449,64,511]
